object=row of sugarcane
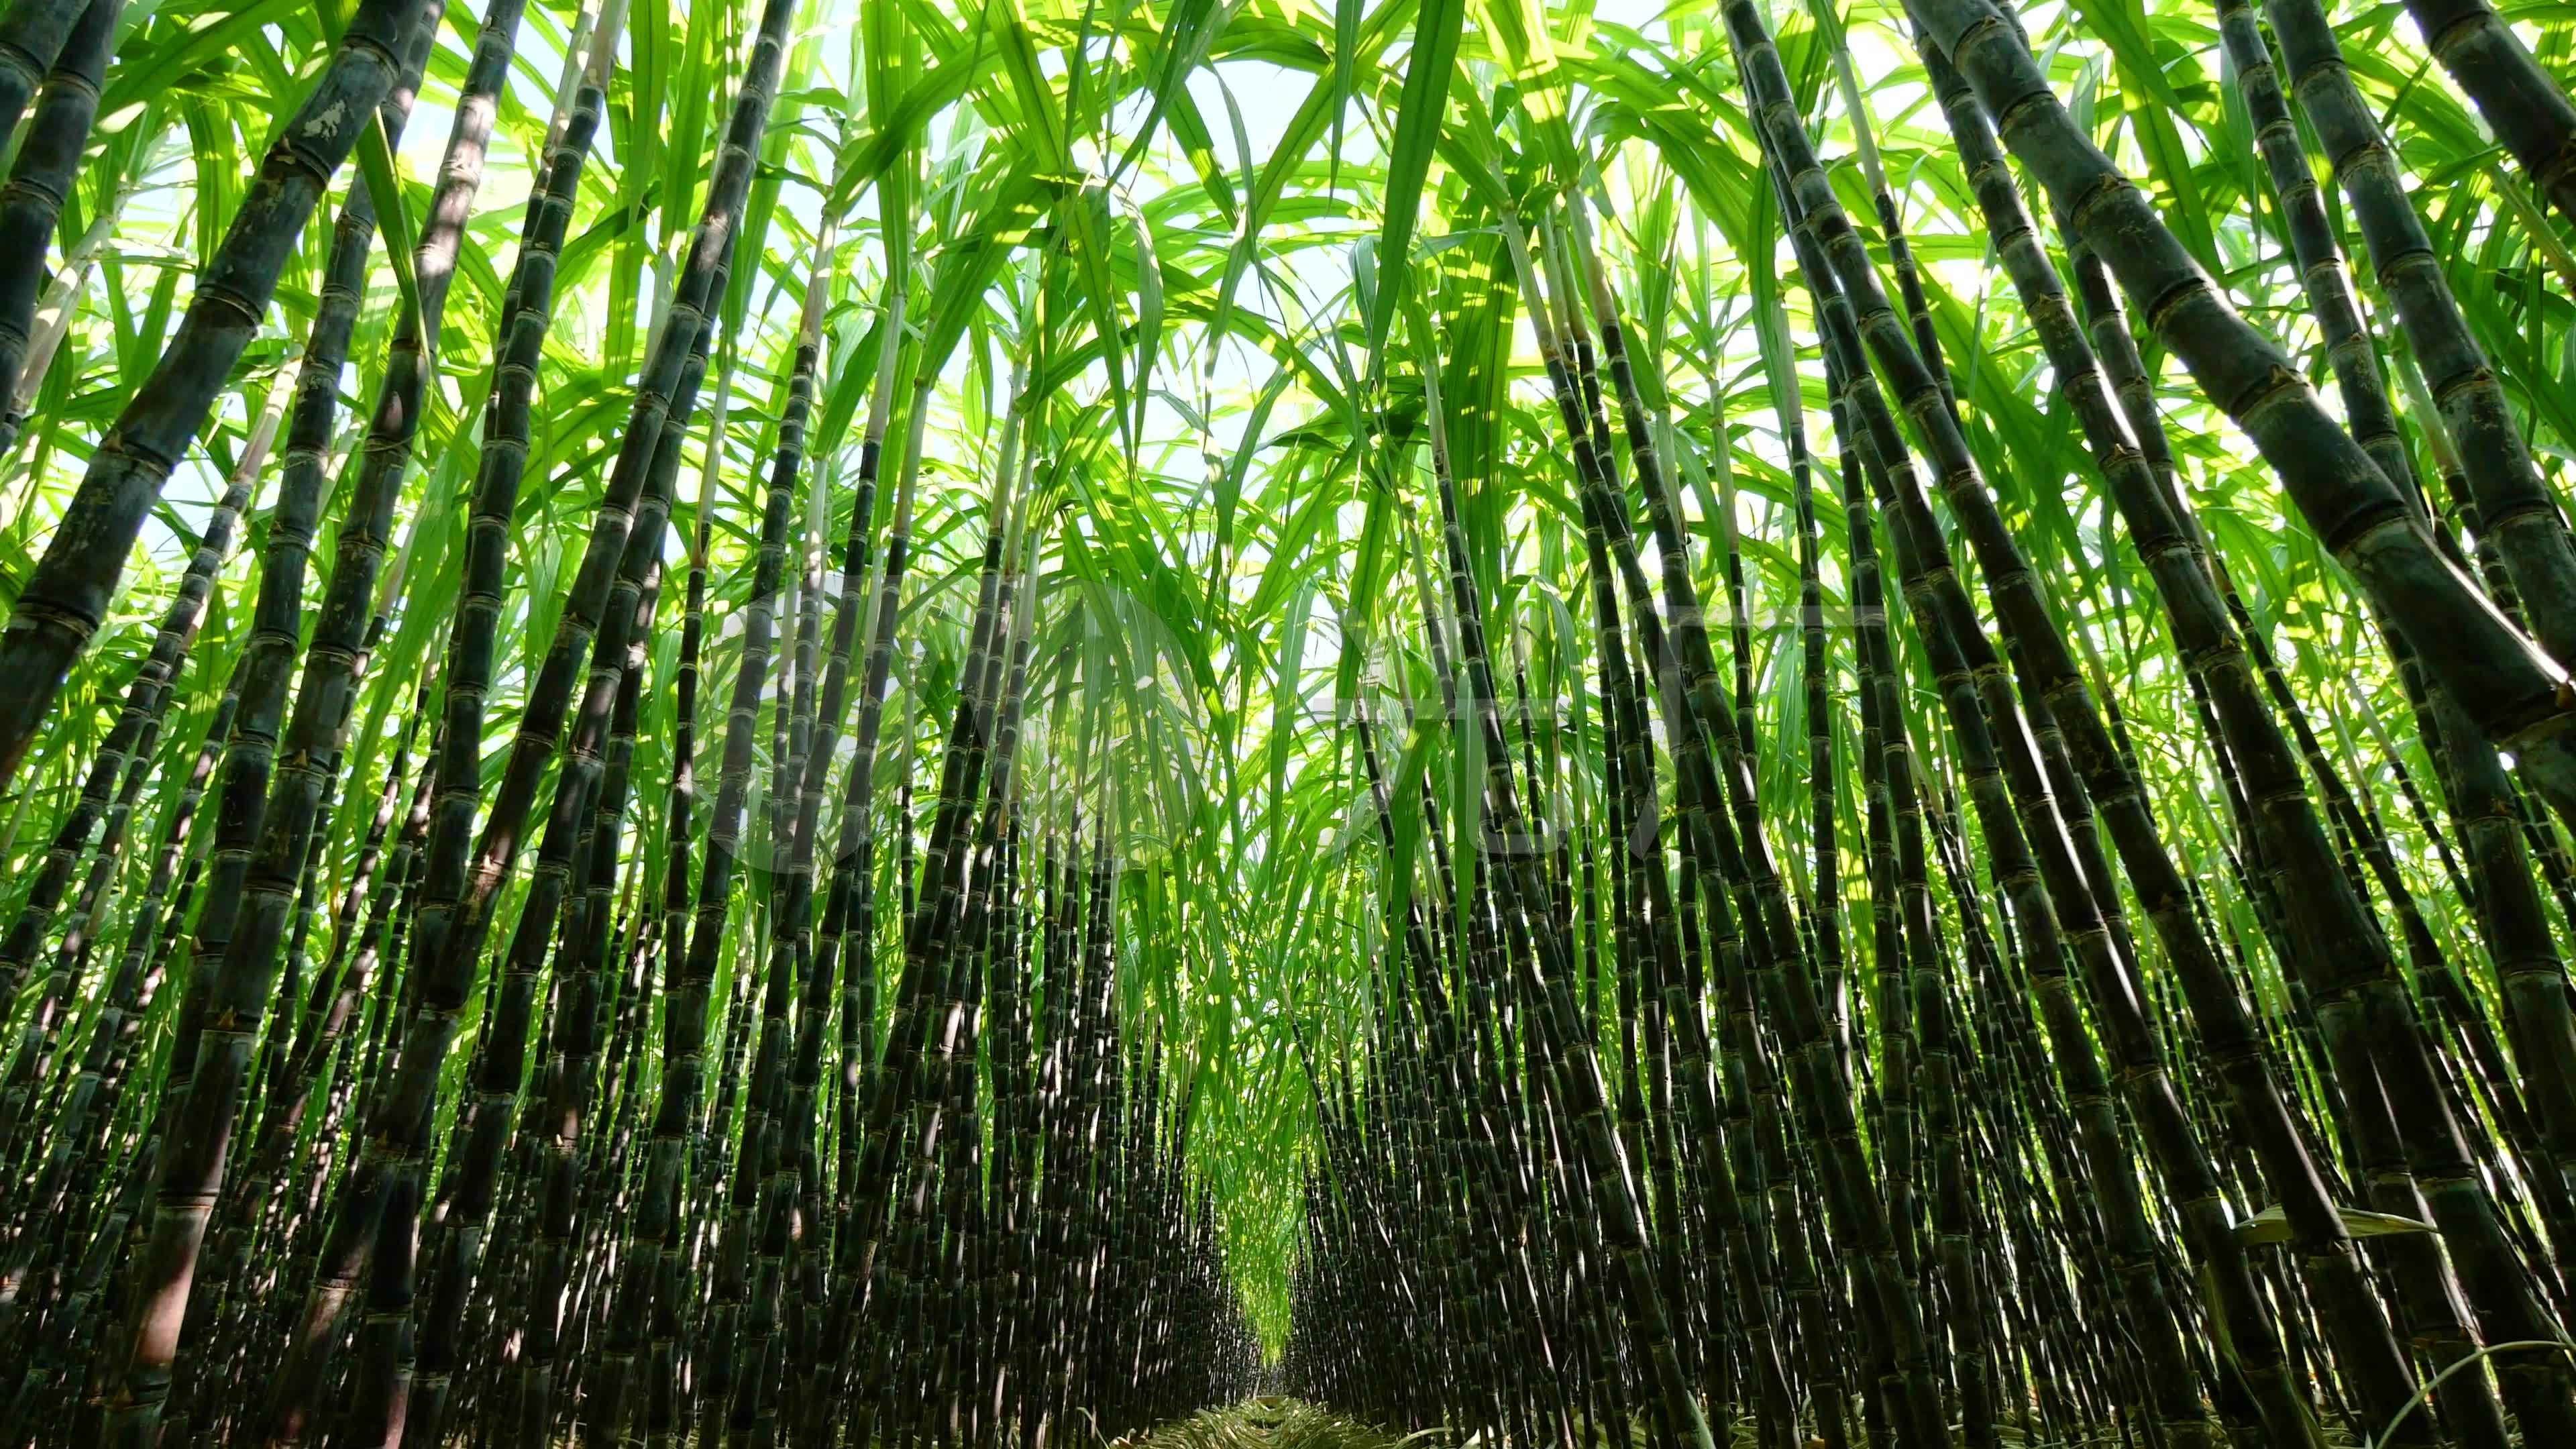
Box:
[1279,0,2576,1444]
[0,0,1258,1441]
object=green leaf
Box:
[1366,0,1464,365]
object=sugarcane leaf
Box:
[358,109,427,376]
[101,0,307,118]
[2235,1203,2440,1247]
[1365,0,1464,366]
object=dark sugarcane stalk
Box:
[176,690,430,1418]
[378,0,768,1250]
[1532,190,1950,1448]
[2353,705,2479,929]
[928,884,994,1442]
[1770,263,1924,1440]
[227,704,431,1277]
[587,275,727,1449]
[1553,270,1796,1447]
[0,664,233,1342]
[2224,578,2556,1429]
[2421,664,2576,1252]
[1829,392,2000,1449]
[133,0,431,1236]
[4,1137,161,1439]
[1425,611,1543,1441]
[1525,296,1690,1433]
[1406,304,1718,1449]
[343,0,779,1434]
[255,17,618,1430]
[1989,58,2576,1436]
[0,144,146,460]
[2258,0,2576,681]
[982,830,1043,1441]
[812,355,926,1250]
[902,427,1022,983]
[1036,832,1122,1442]
[1536,173,1936,1446]
[2392,0,2576,225]
[2206,0,2417,504]
[707,241,845,1449]
[233,3,596,1434]
[1016,838,1086,1448]
[1585,468,1696,1443]
[0,0,423,780]
[88,7,445,1434]
[777,278,900,1438]
[513,367,680,1441]
[847,417,1029,1446]
[714,506,819,1442]
[2325,669,2569,1279]
[0,704,159,1203]
[1815,296,1926,1320]
[816,368,1002,1397]
[1910,32,2466,1440]
[0,0,121,472]
[1015,834,1085,1442]
[939,512,1042,1442]
[1752,28,2351,1441]
[2245,0,2576,1235]
[1350,621,1575,1446]
[0,0,91,164]
[0,345,286,1151]
[1750,116,2228,1444]
[2390,348,2536,641]
[1947,14,2534,1433]
[627,270,831,1449]
[400,297,714,1449]
[1776,326,1907,1303]
[239,739,435,1438]
[406,0,616,1011]
[1899,0,2576,847]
